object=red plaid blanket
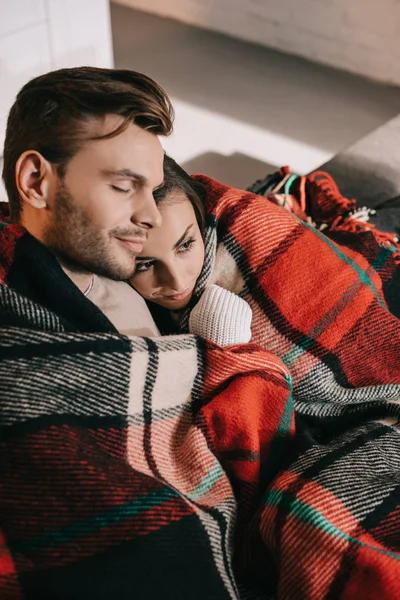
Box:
[1,172,400,599]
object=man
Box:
[0,67,263,599]
[2,68,400,600]
[2,67,171,337]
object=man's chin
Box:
[94,262,137,281]
[78,255,137,281]
[50,242,137,281]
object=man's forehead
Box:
[84,115,162,152]
[86,113,127,137]
[75,116,164,181]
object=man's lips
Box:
[116,237,146,253]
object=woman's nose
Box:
[161,265,185,291]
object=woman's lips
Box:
[162,289,191,301]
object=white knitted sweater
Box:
[188,284,252,347]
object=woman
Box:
[129,154,253,346]
[129,153,400,597]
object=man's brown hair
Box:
[2,66,174,222]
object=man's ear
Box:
[15,151,55,210]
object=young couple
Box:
[1,67,400,600]
[3,67,249,345]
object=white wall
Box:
[0,0,114,154]
[0,0,113,200]
[113,0,400,86]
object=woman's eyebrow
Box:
[136,224,194,262]
[173,225,193,250]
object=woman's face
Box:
[130,189,205,310]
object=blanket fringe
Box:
[306,170,400,264]
[267,168,400,265]
[306,170,357,219]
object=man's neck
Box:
[61,263,94,295]
[18,217,95,295]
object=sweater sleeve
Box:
[188,284,252,347]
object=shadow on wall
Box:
[111,4,400,154]
[184,151,400,210]
[182,152,277,190]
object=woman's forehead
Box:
[139,197,197,256]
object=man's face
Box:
[43,115,164,280]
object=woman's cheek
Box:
[130,275,150,299]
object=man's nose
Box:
[131,189,162,229]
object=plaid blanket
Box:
[247,167,400,318]
[1,172,400,599]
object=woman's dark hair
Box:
[2,66,174,222]
[149,154,208,334]
[153,154,206,235]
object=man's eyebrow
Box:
[173,224,193,250]
[102,169,147,183]
[103,169,164,190]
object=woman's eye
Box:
[178,239,195,253]
[110,185,130,194]
[135,261,154,273]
